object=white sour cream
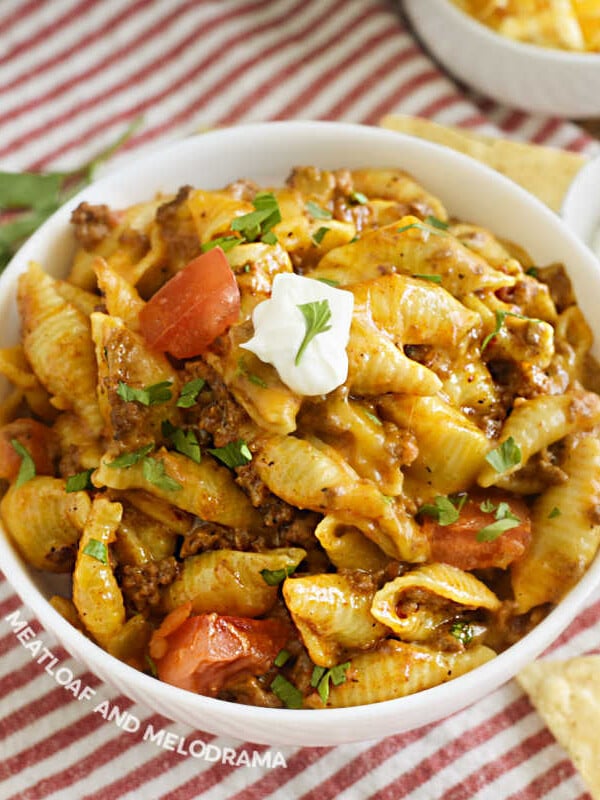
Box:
[241,273,354,396]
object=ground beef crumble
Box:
[121,556,181,614]
[70,202,119,249]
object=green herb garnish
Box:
[349,191,368,205]
[142,456,182,492]
[310,662,350,704]
[82,538,108,564]
[270,674,303,709]
[417,495,461,526]
[362,409,382,426]
[107,443,154,469]
[231,192,281,244]
[145,654,158,678]
[548,506,561,519]
[260,565,297,586]
[397,221,445,236]
[0,118,142,271]
[412,273,442,284]
[295,299,332,366]
[485,437,522,474]
[201,236,240,253]
[11,439,36,487]
[208,439,252,468]
[176,378,205,408]
[525,266,538,278]
[274,649,291,668]
[117,380,173,406]
[305,200,332,220]
[480,309,542,353]
[476,517,520,542]
[312,226,330,245]
[65,469,94,493]
[450,621,473,645]
[316,277,340,287]
[237,357,267,388]
[162,421,201,463]
[424,215,449,230]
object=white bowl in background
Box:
[561,153,600,257]
[2,121,600,746]
[403,0,600,118]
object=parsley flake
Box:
[260,565,297,586]
[295,299,332,366]
[231,192,281,244]
[316,277,340,287]
[305,200,332,220]
[312,226,330,245]
[270,674,303,709]
[107,443,154,469]
[237,357,267,388]
[117,380,173,406]
[450,621,473,645]
[548,506,562,519]
[208,439,252,468]
[65,469,94,493]
[412,273,442,284]
[424,215,449,230]
[417,495,461,526]
[349,190,368,205]
[83,538,108,564]
[397,221,445,236]
[162,420,201,463]
[481,309,543,353]
[274,649,291,668]
[485,437,522,474]
[176,378,205,408]
[476,517,520,542]
[201,236,240,253]
[142,457,182,492]
[11,439,36,487]
[310,662,350,704]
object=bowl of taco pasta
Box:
[1,121,600,746]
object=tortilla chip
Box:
[517,656,600,798]
[380,114,586,213]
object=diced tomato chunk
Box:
[424,490,531,571]
[0,418,56,482]
[139,247,240,359]
[149,606,288,696]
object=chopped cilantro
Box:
[260,564,297,586]
[176,378,205,408]
[142,457,182,492]
[208,439,252,468]
[295,299,332,366]
[201,236,240,253]
[117,380,173,406]
[485,437,521,474]
[83,538,108,564]
[270,674,303,708]
[450,621,474,645]
[312,226,330,245]
[11,439,36,487]
[107,443,154,469]
[417,495,461,526]
[305,200,332,220]
[65,469,94,493]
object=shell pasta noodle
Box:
[3,164,600,711]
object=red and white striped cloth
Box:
[1,2,600,798]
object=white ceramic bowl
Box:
[561,153,600,256]
[2,121,600,747]
[403,0,600,118]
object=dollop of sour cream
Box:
[241,273,354,396]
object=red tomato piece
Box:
[0,418,56,482]
[150,607,288,696]
[424,490,531,571]
[139,247,241,359]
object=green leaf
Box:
[270,674,303,709]
[348,191,368,205]
[480,309,543,353]
[316,277,340,287]
[417,495,461,526]
[476,517,520,542]
[412,273,442,284]
[142,456,182,492]
[479,498,496,513]
[162,420,201,463]
[237,358,267,388]
[261,230,278,245]
[295,299,333,366]
[312,226,330,245]
[310,665,328,688]
[201,236,240,253]
[397,221,445,236]
[65,469,94,493]
[0,171,63,210]
[450,621,473,645]
[424,215,449,230]
[525,266,538,278]
[145,653,158,678]
[260,564,296,586]
[176,377,205,408]
[305,200,332,220]
[494,501,519,522]
[548,506,561,519]
[485,436,521,474]
[107,443,154,469]
[208,439,252,468]
[362,408,382,426]
[10,439,36,487]
[231,192,281,243]
[83,538,108,564]
[117,380,173,406]
[311,662,350,703]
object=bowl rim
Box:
[420,0,600,63]
[2,119,600,744]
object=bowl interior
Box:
[2,121,600,746]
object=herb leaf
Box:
[117,380,173,406]
[485,437,521,474]
[208,439,252,468]
[412,273,442,284]
[312,226,330,245]
[260,565,297,586]
[107,443,154,469]
[476,517,520,542]
[397,221,445,236]
[295,299,333,366]
[417,495,461,526]
[311,662,350,704]
[480,309,543,353]
[11,439,36,487]
[274,649,291,668]
[142,456,182,491]
[66,469,94,493]
[348,191,368,205]
[231,192,281,244]
[305,200,332,220]
[83,538,108,564]
[548,506,561,519]
[201,236,240,253]
[424,215,449,230]
[176,378,205,408]
[162,420,201,463]
[450,621,473,645]
[270,674,303,709]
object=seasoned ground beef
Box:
[70,202,119,249]
[121,556,181,613]
[180,520,253,558]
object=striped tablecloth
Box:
[1,2,600,798]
